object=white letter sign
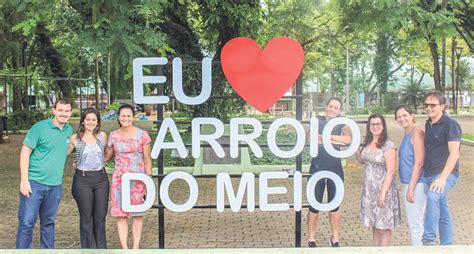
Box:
[160,172,199,212]
[133,57,169,104]
[122,173,155,212]
[216,172,255,212]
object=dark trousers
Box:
[72,169,109,249]
[308,164,344,213]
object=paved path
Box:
[0,116,472,249]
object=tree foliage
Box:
[1,0,472,117]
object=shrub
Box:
[366,105,387,115]
[346,107,369,115]
[8,109,47,131]
[72,109,81,117]
[106,102,121,112]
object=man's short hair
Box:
[53,98,72,108]
[424,90,446,105]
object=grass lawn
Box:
[462,133,474,141]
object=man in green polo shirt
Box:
[16,98,73,249]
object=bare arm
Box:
[330,125,352,145]
[101,132,108,148]
[67,134,76,155]
[378,148,397,208]
[143,143,152,176]
[430,141,460,193]
[19,145,33,197]
[100,132,109,163]
[406,128,424,202]
[104,145,114,162]
[355,145,365,164]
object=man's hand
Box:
[20,180,32,198]
[430,176,447,193]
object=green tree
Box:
[401,66,427,113]
[337,0,463,94]
[159,0,263,119]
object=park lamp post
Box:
[455,46,463,113]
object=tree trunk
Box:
[35,22,77,106]
[161,2,206,118]
[106,53,111,105]
[441,0,447,90]
[11,51,22,112]
[213,15,239,61]
[95,55,100,111]
[161,6,204,60]
[374,32,390,95]
[428,40,442,91]
[0,43,5,112]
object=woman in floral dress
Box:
[105,104,152,249]
[356,114,401,246]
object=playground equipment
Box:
[100,110,116,121]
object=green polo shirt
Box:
[23,118,73,186]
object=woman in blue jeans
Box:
[68,108,109,248]
[395,105,426,246]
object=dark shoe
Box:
[422,240,436,246]
[329,236,340,247]
[307,240,317,247]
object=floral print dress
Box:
[108,128,151,217]
[360,140,401,230]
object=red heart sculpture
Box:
[221,37,304,112]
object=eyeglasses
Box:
[424,103,439,109]
[370,122,383,128]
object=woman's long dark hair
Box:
[363,113,388,149]
[77,108,101,140]
[117,104,135,127]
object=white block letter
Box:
[122,173,155,212]
[306,171,344,211]
[173,57,212,105]
[309,117,319,157]
[151,118,187,158]
[293,171,302,211]
[259,171,290,211]
[160,172,198,212]
[322,117,361,158]
[192,118,225,159]
[133,57,169,104]
[216,172,255,212]
[267,118,305,158]
[230,118,263,158]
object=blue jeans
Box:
[16,181,62,249]
[422,173,457,245]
